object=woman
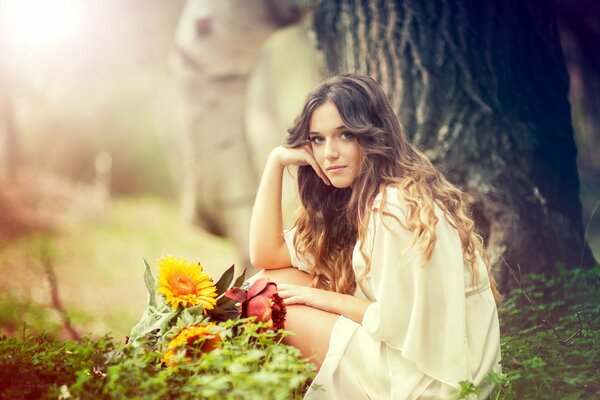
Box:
[249,73,502,399]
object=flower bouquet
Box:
[127,255,246,349]
[124,256,314,398]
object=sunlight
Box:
[2,0,83,53]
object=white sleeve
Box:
[283,227,314,273]
[360,193,471,386]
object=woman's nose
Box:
[324,140,339,159]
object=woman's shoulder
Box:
[371,184,445,226]
[370,185,412,228]
[372,185,408,212]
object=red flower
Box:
[225,278,287,330]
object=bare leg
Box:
[248,268,338,369]
[245,267,312,286]
[284,302,338,368]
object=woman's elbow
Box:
[249,248,287,270]
[249,253,266,269]
[249,250,273,269]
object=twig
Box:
[41,243,81,342]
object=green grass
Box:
[487,265,600,399]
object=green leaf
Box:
[170,310,206,332]
[128,304,179,346]
[156,308,181,333]
[180,304,205,319]
[214,264,235,297]
[523,355,546,369]
[143,258,157,309]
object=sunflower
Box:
[157,256,217,311]
[162,323,221,367]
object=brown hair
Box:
[286,73,501,302]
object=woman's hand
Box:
[278,283,337,313]
[278,283,373,324]
[271,145,331,186]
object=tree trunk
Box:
[312,0,596,290]
[170,0,292,275]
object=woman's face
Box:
[308,102,363,189]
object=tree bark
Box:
[312,0,596,290]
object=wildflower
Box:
[157,256,217,310]
[162,323,221,366]
[226,278,287,330]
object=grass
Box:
[491,264,600,398]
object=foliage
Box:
[0,320,314,400]
[77,320,313,399]
[0,334,114,399]
[459,264,600,399]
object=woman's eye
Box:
[309,136,324,144]
[341,131,355,139]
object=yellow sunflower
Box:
[162,323,221,367]
[157,256,217,311]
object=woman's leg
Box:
[284,301,338,368]
[248,268,338,368]
[246,267,313,286]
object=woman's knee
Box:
[247,267,312,287]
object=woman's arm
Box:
[277,284,372,324]
[249,146,330,269]
[249,150,288,269]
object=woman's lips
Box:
[327,166,346,174]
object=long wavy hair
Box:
[286,73,501,302]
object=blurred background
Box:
[0,0,233,339]
[0,0,598,340]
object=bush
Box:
[0,319,315,400]
[0,334,113,399]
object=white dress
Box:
[283,186,502,399]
